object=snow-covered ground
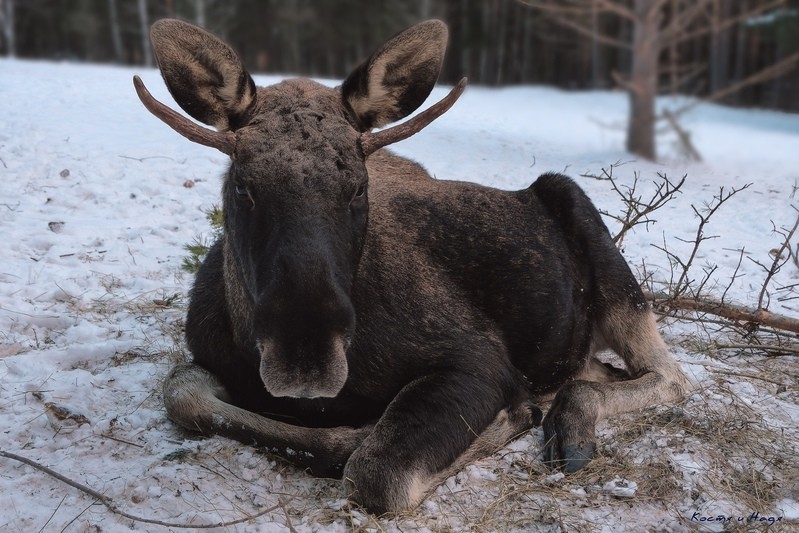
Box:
[1,59,798,532]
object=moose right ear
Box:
[342,20,448,132]
[150,19,257,131]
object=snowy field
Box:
[2,58,799,532]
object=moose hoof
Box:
[560,441,597,473]
[542,432,597,473]
[541,382,599,472]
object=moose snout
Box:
[257,335,349,399]
[249,239,357,399]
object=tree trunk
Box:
[461,0,470,79]
[419,0,431,19]
[626,0,660,160]
[195,0,206,28]
[591,2,601,88]
[710,0,732,95]
[521,9,532,83]
[479,0,491,83]
[732,0,749,105]
[494,0,507,84]
[108,0,123,63]
[1,0,15,57]
[138,0,152,67]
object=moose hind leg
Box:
[531,173,688,472]
[543,306,689,472]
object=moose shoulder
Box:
[135,19,689,514]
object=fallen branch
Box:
[0,450,280,529]
[645,290,799,335]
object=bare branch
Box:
[713,343,799,356]
[594,0,637,21]
[755,213,799,311]
[611,70,641,94]
[600,169,687,246]
[721,248,747,304]
[660,63,707,94]
[669,185,751,298]
[518,0,633,49]
[666,0,787,46]
[662,109,702,161]
[672,51,799,117]
[518,0,594,17]
[661,0,713,42]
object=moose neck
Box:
[222,234,258,349]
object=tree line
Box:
[2,0,798,113]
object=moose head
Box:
[134,19,465,399]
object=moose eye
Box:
[234,183,254,207]
[349,184,367,211]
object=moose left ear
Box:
[342,20,448,132]
[150,19,257,131]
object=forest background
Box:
[2,0,798,114]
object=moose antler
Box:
[359,77,467,157]
[133,75,237,156]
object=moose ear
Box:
[342,20,448,131]
[150,19,257,131]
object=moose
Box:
[134,19,689,514]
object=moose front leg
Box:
[342,371,541,514]
[164,363,373,477]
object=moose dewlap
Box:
[135,18,688,514]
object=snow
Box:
[601,477,638,498]
[2,58,799,531]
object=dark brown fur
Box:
[140,19,689,514]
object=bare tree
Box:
[521,0,797,161]
[0,0,15,57]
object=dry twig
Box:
[585,164,686,247]
[0,450,281,529]
[652,184,751,301]
[753,213,799,311]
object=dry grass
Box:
[79,279,798,532]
